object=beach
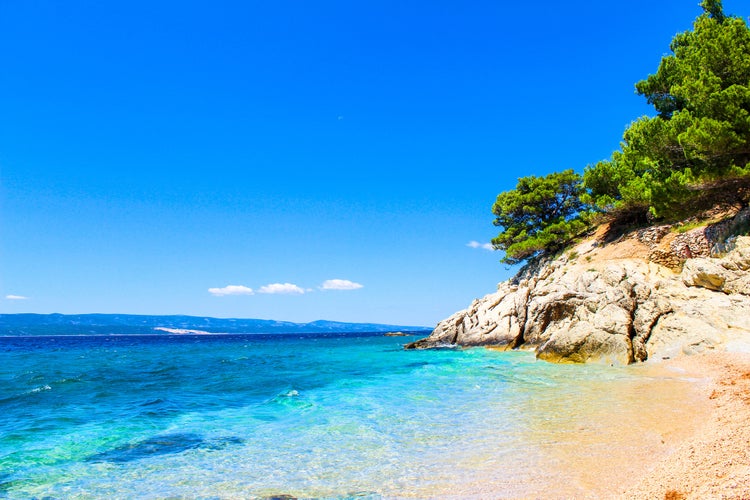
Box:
[621,351,750,499]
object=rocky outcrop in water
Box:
[406,232,750,364]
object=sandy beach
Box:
[622,351,750,499]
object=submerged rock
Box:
[406,236,750,364]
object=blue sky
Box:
[1,1,746,326]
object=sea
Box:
[0,332,708,499]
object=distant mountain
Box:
[0,313,431,336]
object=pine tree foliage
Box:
[492,2,750,264]
[491,170,588,264]
[585,0,750,219]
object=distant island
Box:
[0,313,430,336]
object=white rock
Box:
[406,236,750,363]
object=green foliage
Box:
[586,1,750,220]
[701,0,726,22]
[491,170,589,264]
[489,2,750,265]
[672,220,708,233]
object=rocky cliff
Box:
[407,213,750,364]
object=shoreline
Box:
[620,350,750,499]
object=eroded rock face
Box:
[682,238,750,296]
[406,236,750,364]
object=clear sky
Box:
[1,1,747,326]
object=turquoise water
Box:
[0,333,703,498]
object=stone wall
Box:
[636,208,750,270]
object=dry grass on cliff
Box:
[566,223,652,265]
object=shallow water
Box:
[0,333,706,498]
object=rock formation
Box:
[406,216,750,364]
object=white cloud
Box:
[467,241,494,251]
[208,285,255,297]
[5,294,29,300]
[320,279,363,291]
[257,283,306,295]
